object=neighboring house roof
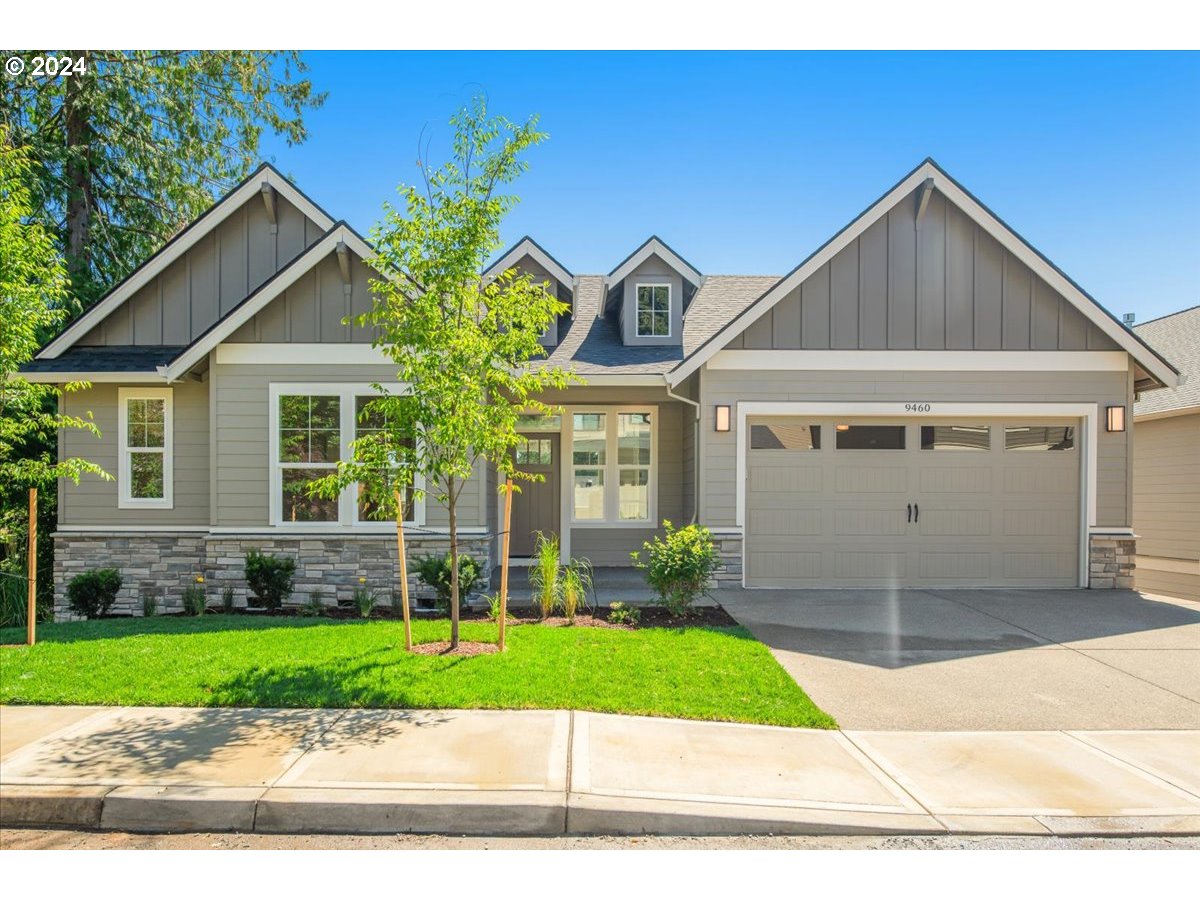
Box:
[484,236,574,287]
[1134,305,1200,418]
[667,158,1180,390]
[37,163,338,361]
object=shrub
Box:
[298,590,326,618]
[141,591,158,617]
[352,579,377,618]
[66,568,122,619]
[244,550,295,609]
[608,601,640,626]
[221,585,236,613]
[413,553,482,613]
[631,521,720,617]
[560,558,593,625]
[0,575,27,628]
[181,583,206,617]
[528,532,559,619]
[390,589,405,616]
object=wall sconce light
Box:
[1106,405,1126,433]
[835,424,850,432]
[714,405,731,433]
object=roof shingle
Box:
[1134,306,1200,416]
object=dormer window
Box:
[636,284,671,337]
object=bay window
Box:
[569,408,655,524]
[118,387,173,509]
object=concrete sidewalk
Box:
[2,706,1198,837]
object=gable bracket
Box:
[261,182,277,234]
[335,241,353,298]
[915,177,935,227]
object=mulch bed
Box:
[410,640,499,657]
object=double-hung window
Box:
[570,408,655,524]
[118,388,173,508]
[635,284,670,337]
[271,385,422,527]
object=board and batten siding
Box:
[59,381,209,525]
[698,367,1135,529]
[78,193,325,348]
[726,189,1121,353]
[211,362,489,528]
[1133,412,1200,602]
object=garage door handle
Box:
[907,503,912,523]
[914,503,919,523]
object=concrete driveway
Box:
[719,588,1200,731]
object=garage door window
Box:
[835,424,905,450]
[1004,426,1076,451]
[750,422,821,450]
[920,425,990,451]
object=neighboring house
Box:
[24,159,1180,615]
[1133,306,1199,602]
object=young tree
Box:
[0,129,109,585]
[310,98,578,649]
[1,50,325,305]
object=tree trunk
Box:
[448,476,459,650]
[63,53,93,290]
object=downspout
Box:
[664,374,700,525]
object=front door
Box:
[509,433,561,558]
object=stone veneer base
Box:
[53,532,492,620]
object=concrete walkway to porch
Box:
[2,705,1197,837]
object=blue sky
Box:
[259,51,1199,323]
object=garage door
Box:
[745,417,1081,588]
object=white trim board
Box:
[733,401,1100,588]
[483,237,573,288]
[608,237,701,289]
[165,225,373,380]
[669,161,1179,389]
[707,350,1132,372]
[216,343,394,366]
[39,165,336,360]
[22,372,169,384]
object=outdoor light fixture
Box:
[836,424,850,432]
[714,405,731,432]
[1106,405,1126,432]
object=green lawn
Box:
[0,616,834,728]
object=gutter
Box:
[664,375,701,525]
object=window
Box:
[516,414,562,432]
[516,438,553,466]
[570,408,655,523]
[835,424,906,450]
[270,385,423,528]
[354,396,415,523]
[1005,426,1076,451]
[636,284,670,337]
[921,425,991,451]
[750,422,821,450]
[118,388,173,508]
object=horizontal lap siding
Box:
[1133,414,1200,562]
[213,362,488,528]
[60,381,209,525]
[699,367,1132,528]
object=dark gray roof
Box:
[533,275,777,376]
[1134,306,1200,417]
[20,346,185,374]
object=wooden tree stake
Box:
[27,488,37,647]
[395,490,412,652]
[499,478,513,651]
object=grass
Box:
[0,616,835,728]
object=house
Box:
[1132,306,1199,602]
[24,159,1181,615]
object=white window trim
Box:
[565,405,658,528]
[117,387,174,510]
[268,383,425,531]
[634,282,672,338]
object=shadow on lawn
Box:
[0,615,415,646]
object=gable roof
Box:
[37,163,337,361]
[483,236,573,288]
[667,159,1181,390]
[607,236,702,289]
[1134,305,1200,418]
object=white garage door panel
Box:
[745,417,1081,588]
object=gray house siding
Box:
[619,256,684,347]
[726,189,1121,353]
[59,381,210,526]
[211,361,489,528]
[698,367,1134,529]
[78,193,325,348]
